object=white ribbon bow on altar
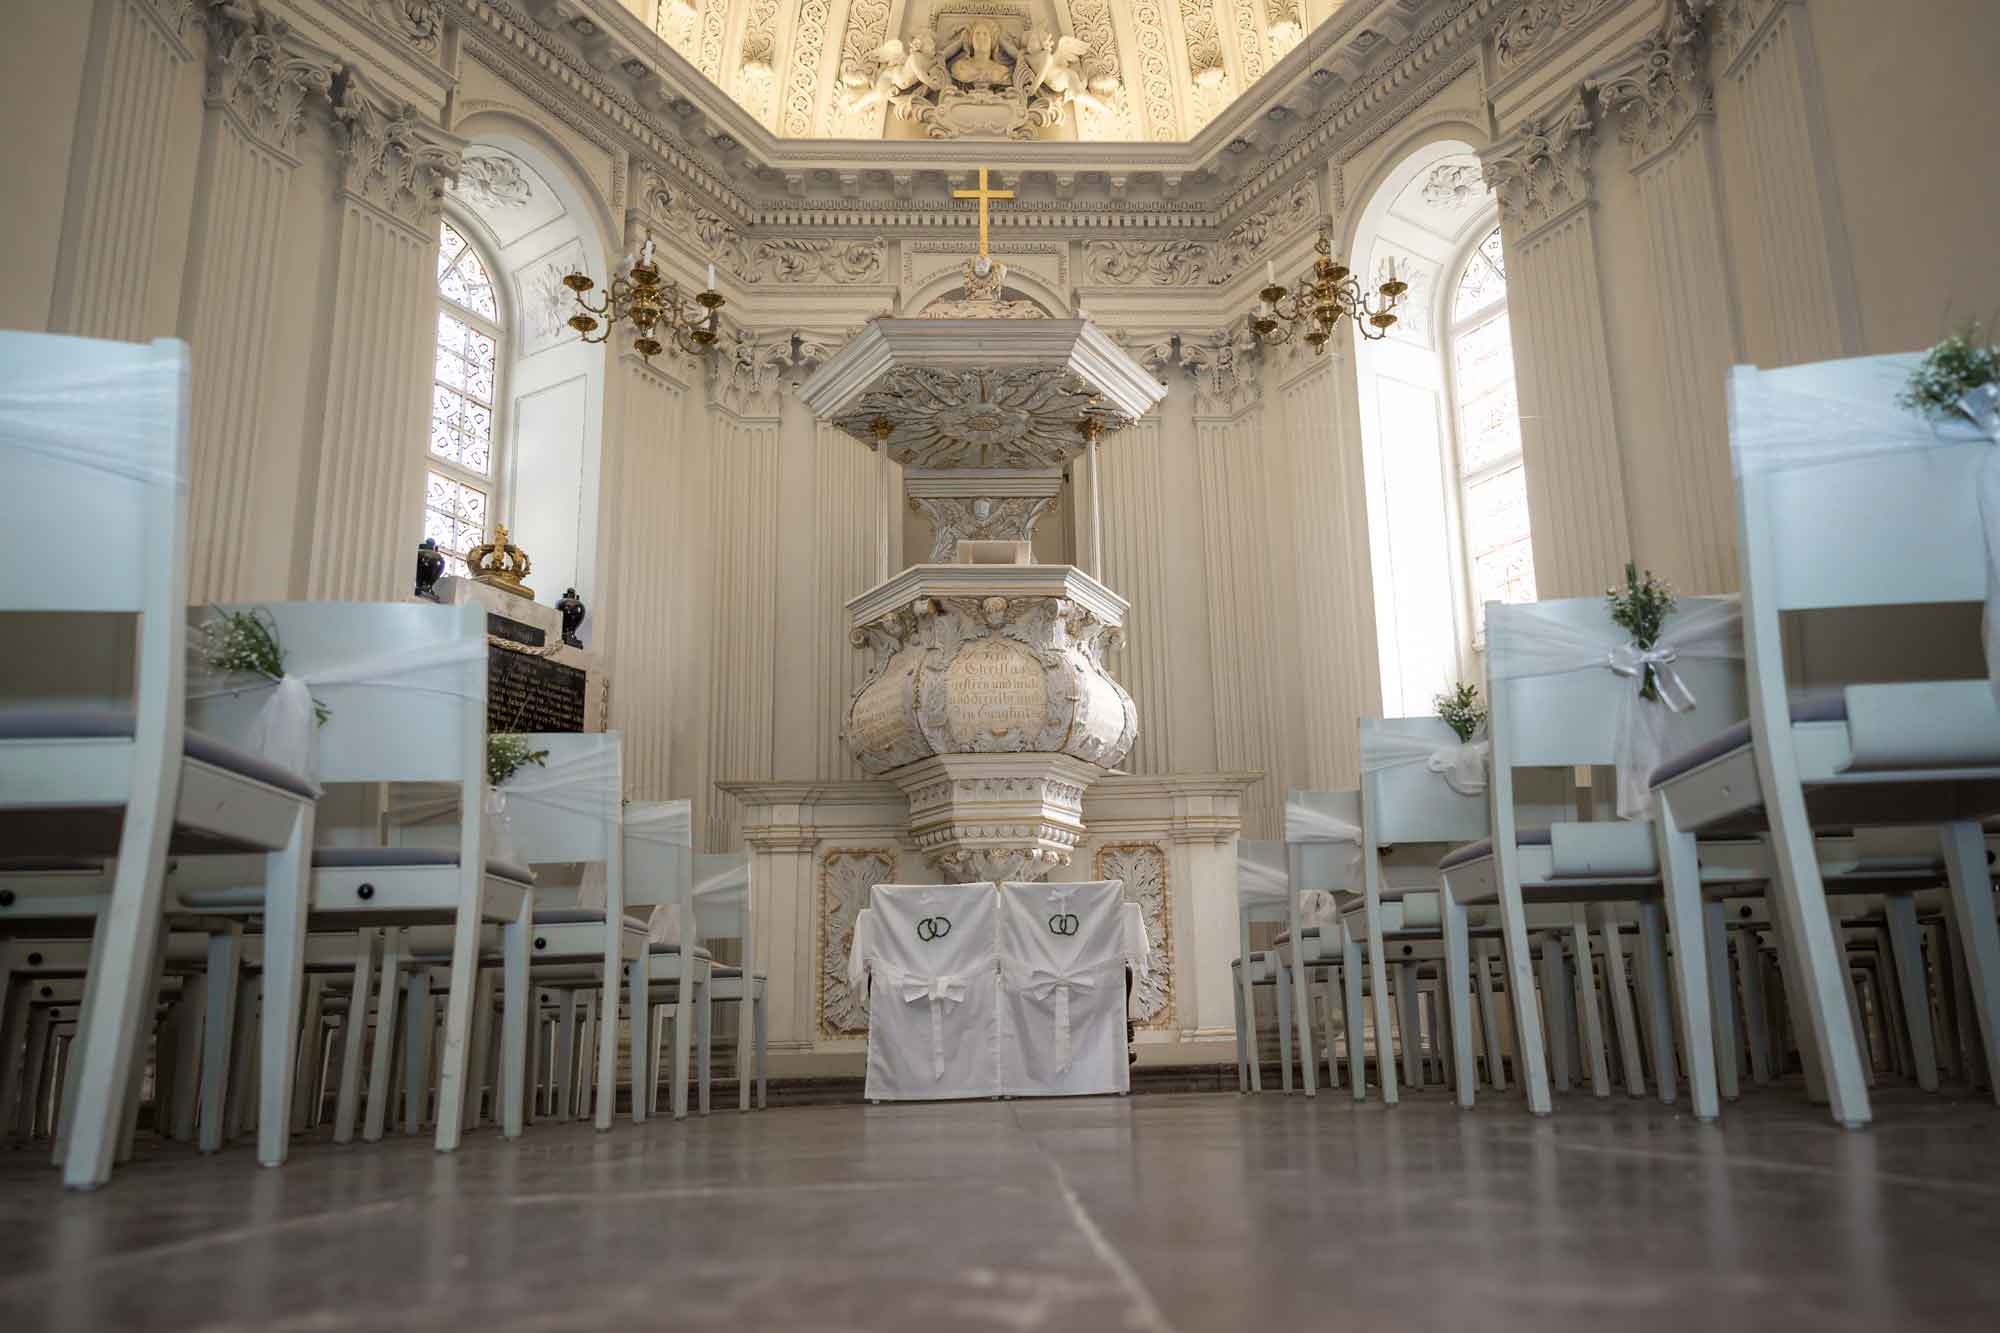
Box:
[898,973,969,1081]
[1606,641,1698,713]
[1016,965,1100,1074]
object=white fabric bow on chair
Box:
[1014,965,1100,1074]
[897,971,969,1081]
[1359,730,1491,795]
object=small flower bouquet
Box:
[1434,681,1486,743]
[1607,562,1675,702]
[195,606,329,724]
[487,733,549,788]
[1900,320,1999,425]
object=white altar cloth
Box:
[853,882,1152,1101]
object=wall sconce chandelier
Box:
[1250,228,1407,353]
[564,236,724,360]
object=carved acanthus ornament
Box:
[709,321,795,415]
[1597,0,1715,165]
[1493,0,1620,72]
[817,847,898,1037]
[1480,93,1598,242]
[1095,843,1174,1029]
[837,366,1124,471]
[372,0,444,53]
[203,4,339,155]
[1083,240,1219,287]
[1179,326,1260,416]
[333,77,462,229]
[455,148,533,209]
[913,496,1059,562]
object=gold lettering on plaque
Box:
[943,637,1049,744]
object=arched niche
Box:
[1343,131,1504,718]
[442,115,616,636]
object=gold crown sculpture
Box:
[466,523,534,599]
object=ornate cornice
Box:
[1493,0,1622,74]
[1479,87,1598,243]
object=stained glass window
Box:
[427,219,504,576]
[1449,225,1535,638]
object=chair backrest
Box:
[1283,789,1363,894]
[1,335,190,810]
[189,600,488,786]
[623,799,693,911]
[1486,595,1747,771]
[499,731,623,866]
[1731,354,1986,616]
[866,881,997,977]
[691,850,751,944]
[998,879,1126,971]
[1358,716,1490,847]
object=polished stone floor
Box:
[4,1085,1999,1331]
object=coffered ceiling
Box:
[608,0,1352,141]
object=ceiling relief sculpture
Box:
[612,0,1362,142]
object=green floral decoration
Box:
[1434,681,1486,743]
[196,607,329,724]
[1607,562,1676,702]
[487,733,549,788]
[1900,320,2000,422]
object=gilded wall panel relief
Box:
[1095,842,1175,1030]
[817,846,899,1037]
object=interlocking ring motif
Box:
[915,915,952,942]
[1048,912,1081,937]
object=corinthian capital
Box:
[203,3,340,155]
[331,71,463,232]
[1596,0,1715,167]
[1479,90,1599,244]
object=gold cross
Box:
[952,167,1014,257]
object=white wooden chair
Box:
[1439,595,1748,1117]
[1233,839,1298,1093]
[1642,353,2000,1127]
[622,800,712,1120]
[861,882,1001,1102]
[0,334,327,1189]
[690,851,765,1111]
[997,879,1131,1098]
[172,599,528,1152]
[1357,719,1495,1105]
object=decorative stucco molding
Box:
[1479,88,1598,243]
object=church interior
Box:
[3,0,2000,1328]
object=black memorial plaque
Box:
[488,645,587,733]
[486,612,547,648]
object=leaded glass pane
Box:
[1453,312,1514,404]
[429,385,464,466]
[1464,464,1537,630]
[1458,378,1522,474]
[424,470,487,577]
[1454,226,1507,321]
[437,221,497,320]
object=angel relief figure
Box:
[1021,25,1116,120]
[841,33,947,116]
[942,20,1018,88]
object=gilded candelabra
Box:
[1250,229,1407,354]
[564,236,724,360]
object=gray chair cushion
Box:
[1646,689,1848,790]
[646,943,714,960]
[1438,826,1553,871]
[709,965,766,980]
[311,845,536,886]
[532,908,650,934]
[0,705,317,800]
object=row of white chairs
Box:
[1234,351,2000,1127]
[0,333,765,1187]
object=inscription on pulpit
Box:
[943,638,1048,743]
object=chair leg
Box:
[1288,934,1317,1099]
[553,990,577,1121]
[1762,807,1872,1125]
[649,1005,667,1116]
[671,983,694,1121]
[628,955,650,1125]
[1925,920,1962,1080]
[1232,970,1249,1092]
[754,988,768,1109]
[1734,928,1773,1085]
[1945,913,1991,1090]
[1601,923,1645,1097]
[116,923,168,1164]
[1635,903,1680,1104]
[333,932,375,1145]
[255,803,313,1167]
[225,975,261,1142]
[1275,961,1293,1093]
[501,900,530,1138]
[696,980,713,1116]
[19,1005,53,1144]
[1537,937,1571,1094]
[1702,903,1742,1101]
[597,953,623,1131]
[198,927,242,1154]
[1367,905,1398,1106]
[1655,803,1718,1120]
[403,970,433,1134]
[1442,888,1477,1108]
[1490,872,1552,1115]
[0,974,25,1147]
[363,928,403,1143]
[1940,820,2000,1105]
[737,991,756,1114]
[1474,939,1506,1092]
[466,969,495,1132]
[1396,962,1423,1090]
[575,993,597,1121]
[1321,969,1341,1091]
[290,975,325,1135]
[1883,895,1939,1092]
[1568,920,1616,1096]
[1341,931,1367,1102]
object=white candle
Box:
[707,262,718,290]
[1385,257,1397,282]
[1266,259,1276,284]
[640,237,655,266]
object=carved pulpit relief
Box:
[843,12,1123,140]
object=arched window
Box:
[1447,224,1534,638]
[427,219,504,576]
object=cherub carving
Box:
[1022,25,1117,118]
[841,33,946,115]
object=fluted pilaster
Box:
[1601,8,1741,593]
[1715,0,1859,364]
[702,403,782,850]
[305,77,463,601]
[1098,415,1177,776]
[50,0,197,339]
[815,422,890,781]
[1482,95,1632,598]
[182,12,336,601]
